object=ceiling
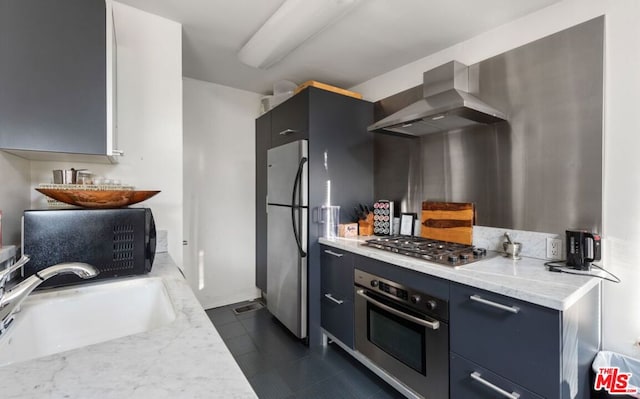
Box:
[116,0,561,95]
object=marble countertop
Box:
[320,236,601,310]
[0,254,257,399]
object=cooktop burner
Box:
[363,236,491,267]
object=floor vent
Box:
[233,301,264,315]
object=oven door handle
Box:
[356,289,440,330]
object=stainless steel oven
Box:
[354,269,448,399]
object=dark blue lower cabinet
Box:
[320,295,354,348]
[449,283,560,397]
[320,246,354,348]
[451,353,544,399]
[318,248,600,398]
[449,282,600,399]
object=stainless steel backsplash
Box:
[373,17,603,236]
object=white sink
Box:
[0,277,176,367]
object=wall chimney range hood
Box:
[368,61,507,136]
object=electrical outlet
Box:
[546,237,562,260]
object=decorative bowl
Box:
[36,189,160,209]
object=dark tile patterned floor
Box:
[206,301,405,399]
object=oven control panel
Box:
[377,281,409,301]
[356,269,448,321]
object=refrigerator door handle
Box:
[291,156,308,258]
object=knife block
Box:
[358,213,374,236]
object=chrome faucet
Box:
[0,255,99,334]
[0,255,31,299]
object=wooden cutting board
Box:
[420,201,475,245]
[294,80,363,99]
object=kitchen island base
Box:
[320,239,601,399]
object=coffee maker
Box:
[566,229,601,270]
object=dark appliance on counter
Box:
[566,229,601,270]
[354,269,449,398]
[363,235,490,267]
[22,208,156,289]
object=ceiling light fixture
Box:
[237,0,361,69]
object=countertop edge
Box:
[319,237,600,311]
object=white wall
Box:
[183,77,261,309]
[29,2,184,266]
[0,152,30,246]
[351,0,640,358]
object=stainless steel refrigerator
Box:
[266,139,308,339]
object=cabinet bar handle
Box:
[324,250,343,258]
[470,372,520,399]
[470,295,519,314]
[324,293,344,305]
[278,128,299,136]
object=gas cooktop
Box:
[363,236,492,267]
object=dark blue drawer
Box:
[451,353,544,399]
[450,283,560,398]
[320,245,354,347]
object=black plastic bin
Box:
[592,351,640,399]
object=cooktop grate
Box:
[363,235,491,267]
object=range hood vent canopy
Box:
[368,61,507,136]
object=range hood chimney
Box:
[368,61,507,136]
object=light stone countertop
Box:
[320,236,601,310]
[0,253,257,399]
